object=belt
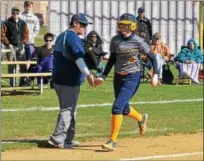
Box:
[117,71,137,76]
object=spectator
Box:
[29,32,55,84]
[1,6,29,86]
[20,1,40,61]
[136,7,152,44]
[84,30,107,77]
[141,32,171,85]
[175,39,203,64]
[174,39,203,83]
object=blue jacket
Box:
[52,29,85,86]
[174,39,203,64]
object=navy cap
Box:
[12,6,20,12]
[138,7,145,13]
[70,13,92,26]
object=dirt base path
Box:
[2,132,203,160]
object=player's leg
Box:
[102,72,140,151]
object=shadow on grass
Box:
[1,90,40,96]
[2,139,123,152]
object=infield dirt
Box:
[2,132,203,160]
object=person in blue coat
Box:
[48,13,97,149]
[174,39,203,64]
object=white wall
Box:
[49,0,200,56]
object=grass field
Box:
[1,27,203,152]
[1,78,203,151]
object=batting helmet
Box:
[118,13,137,31]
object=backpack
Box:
[162,64,174,84]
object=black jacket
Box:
[84,31,107,69]
[136,16,152,43]
[33,45,54,63]
[1,17,29,46]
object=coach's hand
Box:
[87,74,95,87]
[94,77,104,88]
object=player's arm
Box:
[139,40,159,87]
[101,52,116,80]
[139,40,157,72]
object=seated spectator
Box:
[174,38,203,83]
[141,32,171,84]
[29,32,54,84]
[84,30,107,77]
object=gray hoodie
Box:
[20,11,40,44]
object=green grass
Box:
[1,80,203,151]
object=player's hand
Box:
[94,77,104,88]
[151,74,159,88]
[87,74,95,87]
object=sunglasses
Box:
[45,39,53,42]
[12,12,20,15]
[79,23,87,28]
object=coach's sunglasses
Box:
[12,12,20,15]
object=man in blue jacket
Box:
[48,13,95,148]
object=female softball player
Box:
[94,13,158,151]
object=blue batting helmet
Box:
[118,13,137,31]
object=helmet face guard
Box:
[117,13,137,32]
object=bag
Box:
[162,64,174,84]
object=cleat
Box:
[138,113,148,136]
[102,140,116,151]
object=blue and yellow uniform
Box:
[101,13,154,151]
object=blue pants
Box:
[31,55,53,84]
[25,44,34,60]
[112,72,141,115]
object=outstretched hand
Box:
[94,77,104,88]
[87,74,95,87]
[151,74,159,88]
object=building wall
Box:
[1,0,48,25]
[49,0,200,55]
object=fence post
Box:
[199,2,203,51]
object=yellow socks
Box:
[110,114,123,142]
[127,106,142,122]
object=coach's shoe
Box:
[138,113,148,136]
[64,140,80,148]
[48,137,63,148]
[102,139,116,151]
[48,137,80,149]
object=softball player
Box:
[94,13,158,151]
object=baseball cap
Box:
[153,32,161,39]
[12,6,20,12]
[138,7,145,13]
[70,13,92,26]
